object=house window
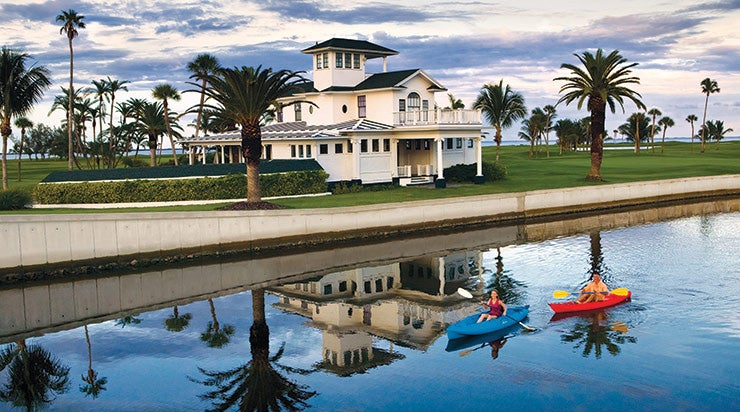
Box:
[467,139,474,148]
[361,139,368,153]
[316,54,322,69]
[408,92,420,109]
[294,104,302,121]
[298,145,304,158]
[290,145,296,158]
[446,138,453,149]
[353,53,360,69]
[398,99,406,112]
[375,278,383,292]
[323,284,332,295]
[339,281,347,292]
[405,140,411,150]
[264,144,272,160]
[306,145,312,158]
[344,53,352,68]
[319,144,328,154]
[415,140,421,150]
[347,142,353,153]
[424,140,430,150]
[383,139,390,152]
[422,100,429,121]
[364,281,371,293]
[322,53,328,68]
[456,138,463,149]
[372,139,379,152]
[335,143,343,153]
[342,104,347,113]
[277,108,283,123]
[336,52,343,68]
[358,95,366,118]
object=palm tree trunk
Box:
[67,37,74,171]
[149,135,157,167]
[243,124,262,203]
[587,104,606,181]
[17,132,24,182]
[194,79,207,139]
[163,100,178,165]
[1,131,8,191]
[700,94,709,153]
[494,126,502,162]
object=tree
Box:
[104,77,129,161]
[657,116,674,153]
[555,49,645,180]
[543,104,557,158]
[201,298,236,348]
[685,114,698,151]
[619,113,653,151]
[472,80,527,162]
[152,84,181,165]
[187,53,221,140]
[699,78,720,153]
[89,78,109,141]
[647,107,662,153]
[132,101,174,166]
[446,93,465,109]
[197,66,309,203]
[79,325,107,399]
[704,120,733,149]
[0,47,51,190]
[554,118,583,154]
[164,306,192,332]
[0,340,70,410]
[57,9,86,171]
[13,117,32,181]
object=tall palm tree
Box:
[0,340,70,410]
[685,114,698,151]
[658,116,674,153]
[555,49,645,180]
[57,9,85,171]
[446,93,465,109]
[619,112,652,152]
[104,77,129,158]
[133,101,168,166]
[0,47,51,190]
[197,66,309,203]
[699,78,720,153]
[13,117,32,181]
[89,78,109,141]
[187,53,221,140]
[152,83,181,165]
[647,107,662,153]
[80,325,107,398]
[543,104,556,158]
[472,80,527,162]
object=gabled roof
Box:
[301,38,398,59]
[354,69,447,92]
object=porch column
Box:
[435,137,446,188]
[474,136,484,184]
[202,145,206,164]
[188,146,194,165]
[220,145,225,164]
[351,138,361,183]
[390,138,399,185]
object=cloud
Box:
[259,0,436,23]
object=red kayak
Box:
[549,290,631,313]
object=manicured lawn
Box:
[2,141,738,213]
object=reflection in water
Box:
[201,298,236,349]
[79,325,107,399]
[115,315,141,328]
[555,311,637,358]
[0,340,70,410]
[191,289,316,411]
[164,305,192,332]
[485,247,528,305]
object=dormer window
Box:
[344,53,352,68]
[316,54,322,69]
[294,104,302,121]
[353,53,360,69]
[322,53,329,68]
[336,52,343,68]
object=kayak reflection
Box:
[551,310,637,358]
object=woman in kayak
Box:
[577,272,610,303]
[477,290,508,323]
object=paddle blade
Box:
[457,288,474,299]
[611,288,630,296]
[459,349,474,357]
[553,290,571,299]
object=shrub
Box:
[482,161,507,182]
[0,189,32,210]
[443,162,507,183]
[121,157,149,168]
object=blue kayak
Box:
[446,305,529,340]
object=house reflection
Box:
[269,252,481,375]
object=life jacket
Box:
[487,299,504,317]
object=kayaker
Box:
[577,273,610,303]
[477,290,508,322]
[489,337,507,359]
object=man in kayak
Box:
[477,290,508,322]
[577,272,610,303]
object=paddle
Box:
[459,335,513,357]
[552,287,630,299]
[456,288,536,331]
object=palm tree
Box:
[164,306,192,332]
[57,9,85,171]
[699,78,720,153]
[187,53,221,140]
[152,84,181,165]
[104,77,129,159]
[647,107,662,153]
[555,49,645,180]
[134,101,168,166]
[446,93,465,109]
[201,298,236,348]
[543,104,556,158]
[0,47,51,191]
[554,118,582,154]
[658,116,674,153]
[197,66,309,203]
[13,117,32,181]
[80,325,107,398]
[518,117,537,158]
[685,114,698,151]
[704,120,733,149]
[619,112,652,152]
[472,80,527,162]
[89,78,109,141]
[0,340,70,410]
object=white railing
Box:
[393,109,481,126]
[416,164,434,176]
[397,165,412,177]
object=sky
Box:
[1,0,738,144]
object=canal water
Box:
[1,202,738,411]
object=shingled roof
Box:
[301,38,398,59]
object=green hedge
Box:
[0,189,32,210]
[33,170,329,204]
[444,162,507,183]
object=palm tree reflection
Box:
[486,247,527,305]
[164,305,192,332]
[0,340,70,410]
[192,288,316,411]
[79,325,107,398]
[559,311,636,358]
[201,298,236,348]
[115,315,141,328]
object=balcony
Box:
[393,109,481,126]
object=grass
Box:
[2,141,738,214]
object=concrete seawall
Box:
[1,175,739,273]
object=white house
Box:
[182,38,484,188]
